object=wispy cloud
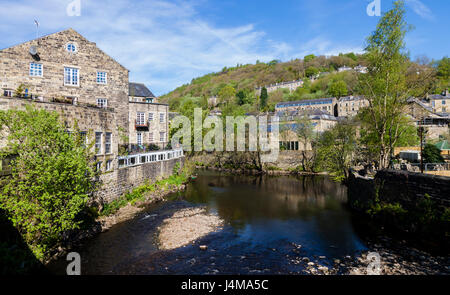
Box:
[405,0,434,20]
[0,0,363,95]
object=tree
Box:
[328,80,348,97]
[437,57,449,80]
[317,122,357,182]
[0,106,98,260]
[295,116,318,172]
[218,85,236,105]
[259,87,268,110]
[357,0,415,169]
[304,54,316,63]
[423,144,444,164]
[305,66,319,78]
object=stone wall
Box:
[347,169,450,240]
[348,169,450,211]
[97,156,184,203]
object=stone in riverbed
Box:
[199,245,208,251]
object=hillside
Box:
[161,54,448,115]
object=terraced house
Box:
[0,28,179,202]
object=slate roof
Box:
[129,82,155,98]
[276,97,335,108]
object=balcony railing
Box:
[118,149,184,169]
[135,119,149,130]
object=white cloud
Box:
[405,0,434,20]
[0,0,362,95]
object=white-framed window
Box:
[105,132,112,154]
[137,112,145,125]
[64,67,79,86]
[149,132,154,142]
[96,71,107,84]
[137,132,143,145]
[160,132,165,142]
[148,112,154,121]
[30,63,43,77]
[66,43,77,53]
[95,132,102,155]
[96,98,108,108]
[96,161,102,172]
[106,160,113,172]
[159,112,165,123]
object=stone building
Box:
[337,96,369,117]
[128,83,169,151]
[0,28,129,172]
[0,28,179,202]
[428,90,450,114]
[129,82,157,103]
[256,79,304,95]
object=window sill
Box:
[64,84,80,88]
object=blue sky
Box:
[0,0,448,95]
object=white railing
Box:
[118,149,184,169]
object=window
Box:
[105,133,112,154]
[96,98,108,108]
[95,132,102,154]
[30,63,43,77]
[137,112,145,125]
[137,132,143,145]
[160,132,165,142]
[3,90,13,97]
[64,67,79,86]
[80,131,87,147]
[159,113,165,123]
[443,100,446,105]
[66,43,77,52]
[149,132,154,142]
[96,161,102,172]
[148,112,154,121]
[97,72,107,84]
[106,160,113,171]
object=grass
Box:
[100,161,193,216]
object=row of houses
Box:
[0,29,170,174]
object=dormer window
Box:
[66,43,77,53]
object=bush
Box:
[423,144,444,163]
[0,107,97,260]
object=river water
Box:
[48,171,371,275]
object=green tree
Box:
[437,57,449,80]
[260,87,268,110]
[317,122,357,182]
[295,116,318,172]
[305,66,319,78]
[328,80,348,97]
[358,0,415,169]
[423,144,444,163]
[218,85,236,105]
[0,107,97,260]
[304,54,316,63]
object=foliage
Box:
[357,0,417,169]
[259,87,268,110]
[423,144,444,163]
[328,80,348,98]
[305,66,319,78]
[0,107,97,260]
[317,122,357,182]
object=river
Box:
[46,171,403,274]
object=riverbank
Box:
[157,206,224,250]
[45,171,194,264]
